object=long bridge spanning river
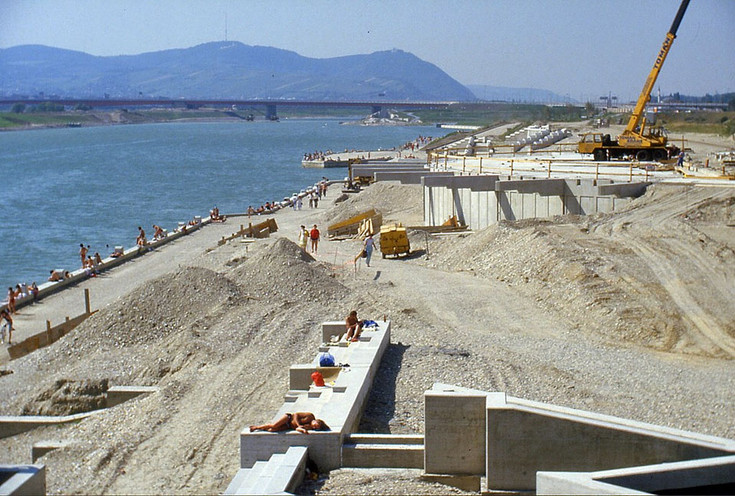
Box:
[1,98,460,119]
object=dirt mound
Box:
[78,266,243,349]
[233,237,349,304]
[429,184,735,358]
[324,183,423,227]
[22,378,109,416]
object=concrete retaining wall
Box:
[423,176,649,229]
[423,384,735,493]
[537,455,735,495]
[0,464,45,496]
[487,394,735,491]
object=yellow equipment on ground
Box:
[379,223,411,259]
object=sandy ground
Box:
[0,133,734,494]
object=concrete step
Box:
[223,461,268,495]
[228,447,308,495]
[345,433,424,445]
[342,440,424,468]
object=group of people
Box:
[247,202,276,216]
[5,283,39,312]
[401,135,433,152]
[209,206,226,223]
[303,150,334,162]
[298,224,321,254]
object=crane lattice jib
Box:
[624,0,690,135]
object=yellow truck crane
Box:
[578,0,690,162]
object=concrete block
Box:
[31,441,68,462]
[321,321,345,343]
[424,390,486,475]
[106,385,158,408]
[342,441,423,468]
[486,395,735,491]
[0,465,45,496]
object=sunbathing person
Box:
[345,310,363,341]
[250,412,328,434]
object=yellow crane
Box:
[578,0,690,162]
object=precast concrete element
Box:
[424,385,735,493]
[289,366,342,391]
[423,175,648,229]
[424,383,489,476]
[486,393,735,491]
[106,386,159,408]
[342,434,424,468]
[537,455,735,495]
[225,446,308,495]
[0,464,45,496]
[373,171,454,185]
[0,386,156,439]
[31,441,69,462]
[238,320,391,479]
[0,412,101,439]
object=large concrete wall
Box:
[487,394,735,491]
[423,176,649,229]
[423,385,735,493]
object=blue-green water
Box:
[0,119,435,288]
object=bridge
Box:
[0,98,457,120]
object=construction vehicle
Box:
[578,0,689,162]
[379,223,411,258]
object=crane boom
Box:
[622,0,690,137]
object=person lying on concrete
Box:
[250,412,329,434]
[48,269,65,282]
[345,310,363,342]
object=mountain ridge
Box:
[0,42,476,101]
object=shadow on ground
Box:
[356,342,409,433]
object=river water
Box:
[0,119,435,288]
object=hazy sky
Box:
[1,0,733,102]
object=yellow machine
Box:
[578,0,689,162]
[379,223,411,258]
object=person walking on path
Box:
[309,224,320,254]
[1,308,13,345]
[364,233,375,267]
[79,243,88,268]
[298,225,309,251]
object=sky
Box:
[1,0,733,102]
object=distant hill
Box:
[467,84,573,103]
[0,42,476,102]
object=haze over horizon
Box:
[1,0,733,102]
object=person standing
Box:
[1,308,13,345]
[7,287,16,314]
[298,225,309,251]
[79,243,88,267]
[364,233,375,267]
[309,224,320,254]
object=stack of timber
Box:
[218,218,278,245]
[327,209,382,238]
